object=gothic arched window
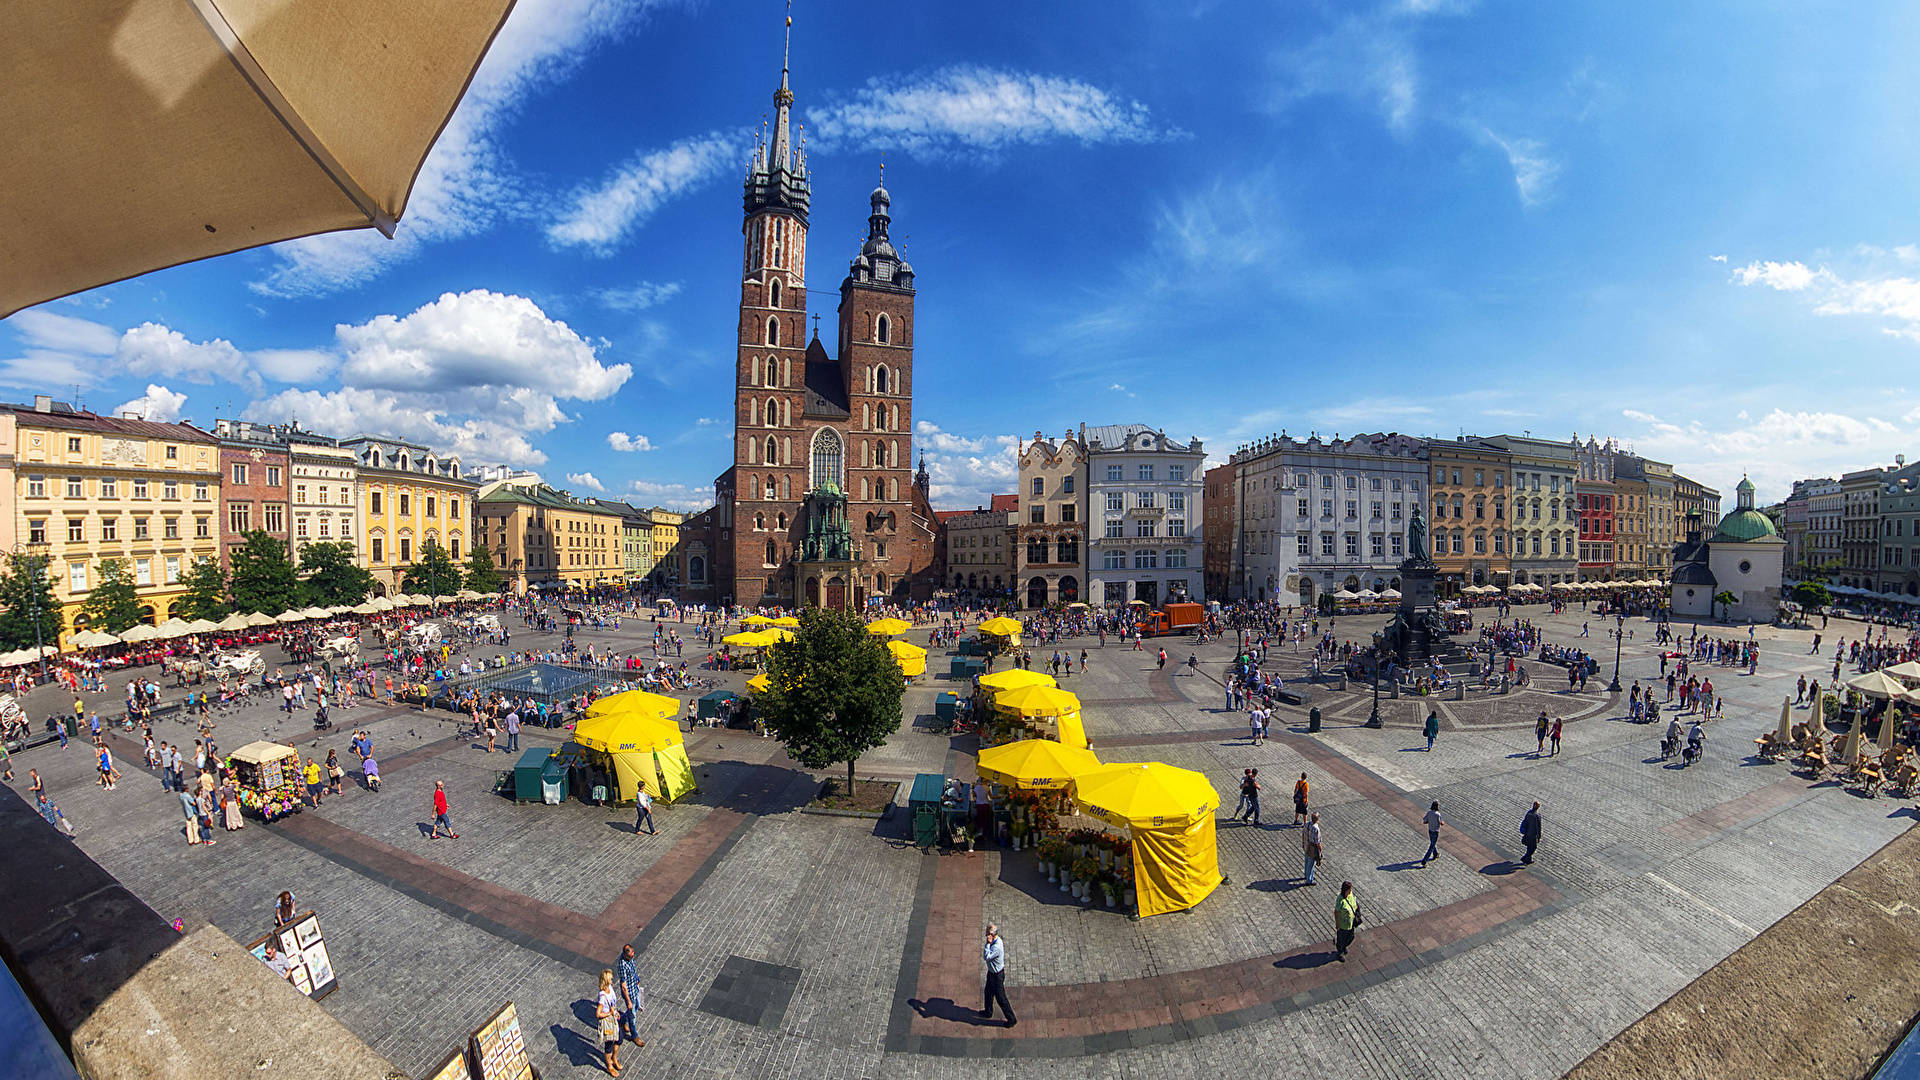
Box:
[810,428,843,491]
[766,317,779,346]
[875,365,890,393]
[765,358,777,386]
[769,278,781,307]
[765,436,777,466]
[876,314,890,344]
[765,398,777,428]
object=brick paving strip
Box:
[1563,822,1920,1080]
[1659,774,1810,843]
[265,761,807,974]
[893,728,1569,1057]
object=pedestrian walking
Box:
[326,750,343,795]
[634,787,655,836]
[615,944,646,1047]
[979,924,1017,1026]
[595,969,624,1077]
[1424,710,1439,752]
[1292,773,1310,825]
[1334,882,1360,962]
[36,792,76,838]
[1302,813,1321,885]
[1535,711,1549,755]
[1236,769,1261,825]
[1420,801,1442,865]
[430,780,458,839]
[1520,802,1542,865]
[505,711,521,752]
[1549,716,1563,756]
[179,788,202,846]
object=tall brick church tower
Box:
[706,14,935,611]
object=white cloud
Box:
[1617,406,1917,501]
[250,348,338,384]
[114,384,188,423]
[116,323,249,383]
[336,290,630,400]
[255,0,674,296]
[592,280,683,312]
[915,421,1021,509]
[1270,14,1425,133]
[1707,254,1728,263]
[7,310,120,355]
[547,132,740,253]
[565,471,606,491]
[606,431,654,452]
[626,478,711,512]
[1733,260,1821,291]
[694,417,717,426]
[805,66,1167,157]
[1482,130,1559,206]
[249,386,552,466]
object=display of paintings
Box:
[250,912,338,1000]
[469,1001,535,1080]
[424,1050,469,1080]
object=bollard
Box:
[1309,706,1322,733]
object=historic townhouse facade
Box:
[476,479,623,593]
[1574,436,1618,581]
[1427,436,1513,594]
[5,399,221,639]
[1482,434,1578,586]
[1016,432,1087,608]
[341,436,473,595]
[1084,424,1205,607]
[1203,461,1237,601]
[211,419,289,570]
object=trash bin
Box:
[512,747,552,804]
[935,692,961,725]
[1308,706,1322,733]
[541,758,566,805]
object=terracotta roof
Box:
[989,494,1018,513]
[4,404,215,443]
[933,510,968,523]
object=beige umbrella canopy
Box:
[3,0,517,317]
[350,601,380,615]
[183,618,220,634]
[1884,660,1920,683]
[369,596,395,612]
[302,606,331,620]
[152,617,194,638]
[119,623,163,643]
[1838,711,1864,763]
[215,613,251,631]
[1848,670,1909,700]
[1776,699,1793,745]
[244,611,279,628]
[275,609,308,624]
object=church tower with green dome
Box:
[1670,475,1784,623]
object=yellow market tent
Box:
[976,669,1057,694]
[746,673,771,694]
[772,616,801,628]
[740,615,775,625]
[976,739,1101,791]
[569,711,695,804]
[722,630,775,648]
[887,639,928,677]
[993,684,1086,748]
[583,690,681,722]
[1071,762,1223,918]
[866,617,912,637]
[978,616,1023,637]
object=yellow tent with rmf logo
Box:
[887,639,928,678]
[1070,762,1223,918]
[568,710,696,804]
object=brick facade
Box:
[217,437,289,569]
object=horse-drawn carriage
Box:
[317,634,359,660]
[404,622,442,648]
[172,649,267,684]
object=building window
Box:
[134,558,151,586]
[1032,477,1044,496]
[400,537,412,563]
[1107,492,1123,511]
[232,463,248,485]
[810,428,843,490]
[371,537,384,562]
[66,477,83,498]
[100,477,117,499]
[164,517,179,539]
[163,480,178,500]
[195,516,211,539]
[165,556,180,584]
[101,517,117,541]
[1168,518,1186,537]
[67,518,84,543]
[1138,465,1154,481]
[69,563,87,593]
[1138,491,1156,508]
[267,466,281,486]
[1105,519,1124,538]
[1166,548,1187,568]
[1061,504,1076,523]
[1371,534,1384,557]
[1392,534,1403,557]
[229,505,251,533]
[1055,537,1077,563]
[194,481,209,501]
[1321,533,1334,556]
[67,436,82,454]
[265,505,284,533]
[1136,520,1156,538]
[165,445,178,461]
[27,520,46,545]
[1169,492,1186,512]
[1030,506,1045,525]
[1169,466,1185,481]
[1135,550,1158,569]
[1062,476,1074,494]
[1104,549,1126,570]
[27,475,45,498]
[1298,534,1310,555]
[369,490,381,514]
[1345,533,1359,557]
[1346,500,1357,519]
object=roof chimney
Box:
[33,395,51,413]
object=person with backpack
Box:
[1335,882,1361,961]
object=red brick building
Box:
[1203,462,1236,601]
[687,27,934,609]
[1575,437,1616,580]
[213,419,290,569]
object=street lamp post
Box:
[1608,610,1624,692]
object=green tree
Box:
[230,530,300,615]
[0,553,63,652]
[172,557,230,621]
[82,558,142,633]
[758,606,905,789]
[298,540,375,607]
[401,539,462,598]
[464,544,503,594]
[1791,580,1832,612]
[1712,589,1738,621]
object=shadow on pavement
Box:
[909,997,996,1025]
[1275,949,1338,969]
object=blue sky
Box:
[8,0,1920,509]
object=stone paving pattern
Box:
[4,607,1913,1077]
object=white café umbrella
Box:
[215,613,251,632]
[275,609,308,624]
[243,611,279,628]
[152,617,194,639]
[119,623,163,643]
[183,618,220,634]
[1849,670,1909,700]
[350,602,381,615]
[302,606,331,620]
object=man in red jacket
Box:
[431,780,458,840]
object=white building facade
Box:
[1231,432,1426,606]
[1083,424,1205,607]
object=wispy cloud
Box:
[915,421,1021,509]
[547,132,741,253]
[1268,5,1454,133]
[607,431,654,452]
[255,0,678,296]
[626,478,710,513]
[1730,249,1920,341]
[1481,129,1559,206]
[592,280,684,312]
[1618,405,1917,502]
[565,471,606,492]
[805,66,1170,158]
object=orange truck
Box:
[1136,601,1205,637]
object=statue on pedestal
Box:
[1407,506,1430,564]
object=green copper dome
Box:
[1711,508,1778,543]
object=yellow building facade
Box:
[475,480,624,593]
[3,400,222,640]
[341,437,474,595]
[647,507,685,589]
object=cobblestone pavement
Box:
[4,608,1912,1078]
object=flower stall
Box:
[229,741,304,821]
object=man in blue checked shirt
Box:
[979,924,1017,1027]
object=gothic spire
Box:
[743,3,810,220]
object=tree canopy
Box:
[0,552,63,652]
[172,557,230,622]
[82,558,142,633]
[299,540,375,607]
[230,530,300,615]
[402,539,463,598]
[758,606,905,789]
[464,545,503,594]
[1790,580,1832,612]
